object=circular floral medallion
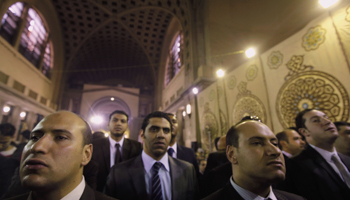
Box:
[302,25,326,51]
[276,71,349,128]
[227,76,237,90]
[232,95,267,124]
[246,65,258,81]
[209,89,216,101]
[268,51,283,69]
[346,6,350,22]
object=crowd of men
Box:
[0,108,349,200]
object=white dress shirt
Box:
[109,135,125,167]
[230,176,277,200]
[142,151,171,200]
[167,142,178,158]
[309,144,350,181]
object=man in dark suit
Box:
[167,113,199,174]
[204,135,229,174]
[105,111,198,200]
[5,111,115,200]
[203,119,305,200]
[92,110,142,192]
[279,109,350,200]
[276,128,305,160]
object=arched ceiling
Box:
[51,0,191,92]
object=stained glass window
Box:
[42,42,52,78]
[165,33,182,85]
[18,8,47,68]
[0,2,24,44]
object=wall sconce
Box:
[186,104,192,118]
[182,110,186,117]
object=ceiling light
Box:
[3,106,10,113]
[192,87,198,95]
[90,116,103,124]
[20,111,26,118]
[216,69,225,78]
[245,48,256,58]
[319,0,338,8]
[111,97,115,101]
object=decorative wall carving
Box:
[302,25,326,51]
[267,51,283,69]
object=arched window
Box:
[165,33,182,85]
[0,2,24,44]
[0,2,53,79]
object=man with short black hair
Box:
[166,113,199,175]
[92,110,142,192]
[105,111,198,200]
[334,121,350,157]
[204,120,304,200]
[280,109,350,200]
[5,111,115,200]
[276,128,305,159]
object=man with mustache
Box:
[92,110,142,192]
[280,109,350,200]
[203,119,304,200]
[5,111,115,200]
[276,128,305,159]
[105,111,198,200]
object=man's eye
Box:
[56,136,68,140]
[252,141,262,145]
[163,128,170,134]
[150,127,160,132]
[30,135,40,141]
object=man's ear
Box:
[226,145,238,164]
[81,144,92,166]
[280,140,288,149]
[140,130,145,142]
[299,128,309,137]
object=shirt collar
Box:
[230,176,277,200]
[109,135,125,147]
[282,150,292,158]
[142,150,169,173]
[309,144,337,162]
[168,142,177,153]
[28,176,85,200]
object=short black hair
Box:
[334,121,350,131]
[109,110,129,122]
[276,131,288,149]
[295,109,314,130]
[226,125,240,148]
[288,126,305,141]
[0,123,16,137]
[141,111,172,132]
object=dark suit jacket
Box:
[202,182,305,200]
[204,151,228,174]
[4,183,117,200]
[0,156,19,198]
[177,144,199,174]
[92,137,142,192]
[201,162,232,198]
[105,154,199,200]
[278,144,350,200]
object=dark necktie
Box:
[331,154,350,188]
[151,162,163,200]
[114,143,122,165]
[168,148,174,157]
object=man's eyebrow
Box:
[52,129,73,135]
[248,136,264,141]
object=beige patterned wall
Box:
[197,2,350,151]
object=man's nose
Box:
[30,135,51,154]
[156,129,165,138]
[266,142,281,156]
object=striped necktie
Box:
[151,162,163,200]
[331,154,350,188]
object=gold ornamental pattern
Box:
[302,25,326,51]
[268,51,284,69]
[246,65,258,81]
[276,71,349,128]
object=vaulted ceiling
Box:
[51,0,192,93]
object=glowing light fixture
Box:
[182,111,186,117]
[245,48,256,58]
[20,111,26,118]
[110,97,115,101]
[3,106,10,113]
[216,69,225,78]
[192,87,198,95]
[186,104,192,115]
[90,116,103,124]
[319,0,338,8]
[104,132,109,137]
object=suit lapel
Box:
[169,156,182,200]
[102,138,111,172]
[80,184,94,200]
[304,144,346,188]
[176,144,184,159]
[122,139,131,161]
[339,153,350,170]
[129,156,148,200]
